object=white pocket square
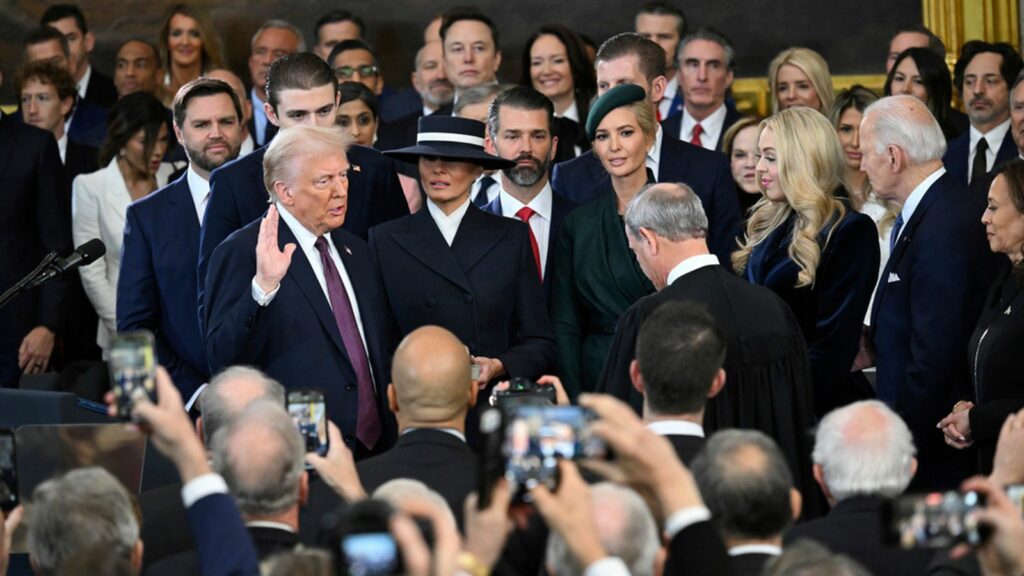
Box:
[887,273,901,283]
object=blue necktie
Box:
[889,213,904,252]
[473,175,496,207]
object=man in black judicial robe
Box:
[595,182,818,516]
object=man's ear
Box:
[299,470,309,506]
[84,31,96,54]
[629,359,644,394]
[173,122,185,147]
[812,463,833,503]
[195,416,206,448]
[493,50,503,76]
[789,487,803,521]
[549,134,559,162]
[264,101,279,127]
[387,383,399,413]
[467,377,479,408]
[650,75,668,104]
[273,181,293,204]
[707,368,725,399]
[639,227,659,254]
[131,540,144,573]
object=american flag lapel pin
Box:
[352,164,362,172]
[344,245,352,256]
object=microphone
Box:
[26,239,106,289]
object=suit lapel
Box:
[452,205,507,272]
[392,209,472,292]
[658,137,692,183]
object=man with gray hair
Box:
[545,482,660,576]
[27,467,142,574]
[597,182,818,515]
[691,430,802,576]
[785,400,932,576]
[661,28,742,151]
[246,19,305,147]
[861,95,1001,490]
[455,82,506,206]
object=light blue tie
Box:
[889,213,905,252]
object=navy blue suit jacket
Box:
[204,215,395,446]
[660,105,743,151]
[67,98,107,148]
[118,174,209,398]
[368,206,556,379]
[550,135,741,266]
[481,190,578,301]
[870,171,1002,489]
[186,492,260,576]
[943,128,1018,199]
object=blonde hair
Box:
[263,125,352,200]
[732,107,847,287]
[769,47,834,114]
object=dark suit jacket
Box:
[67,97,107,148]
[943,128,1017,200]
[118,173,209,399]
[663,433,705,466]
[378,110,421,152]
[198,144,408,324]
[660,105,743,151]
[204,216,396,449]
[185,492,260,576]
[481,190,578,301]
[59,141,102,365]
[665,519,734,576]
[84,68,118,110]
[550,135,741,265]
[368,206,556,380]
[145,525,297,576]
[0,116,72,386]
[65,141,99,180]
[870,171,1001,490]
[357,429,477,529]
[730,552,776,576]
[247,116,278,149]
[139,482,193,572]
[785,496,934,576]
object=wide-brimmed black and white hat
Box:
[383,115,514,170]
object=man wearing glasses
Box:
[328,40,383,96]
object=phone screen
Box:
[287,390,328,458]
[108,331,157,420]
[0,430,16,512]
[502,405,605,495]
[342,532,400,576]
[884,490,985,549]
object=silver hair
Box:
[546,483,659,576]
[263,124,352,201]
[453,83,507,116]
[677,28,735,71]
[765,539,872,576]
[373,479,458,529]
[812,400,916,501]
[27,467,139,573]
[200,365,285,446]
[211,399,305,517]
[251,19,306,52]
[624,182,708,241]
[863,95,947,164]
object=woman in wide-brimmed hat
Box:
[371,115,557,391]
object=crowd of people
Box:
[3,2,1024,575]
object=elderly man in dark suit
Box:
[118,78,244,400]
[0,66,71,387]
[550,33,740,265]
[862,95,1001,490]
[198,52,407,316]
[204,125,396,458]
[481,86,577,301]
[358,325,477,529]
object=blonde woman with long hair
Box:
[733,107,879,417]
[768,47,834,114]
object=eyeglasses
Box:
[335,65,379,81]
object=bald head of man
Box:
[388,326,476,432]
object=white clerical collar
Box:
[401,427,467,442]
[646,125,664,180]
[561,100,580,122]
[970,118,1011,154]
[77,64,92,100]
[898,166,946,242]
[728,544,782,557]
[57,134,68,164]
[498,182,553,222]
[426,197,472,246]
[646,420,705,438]
[681,104,727,150]
[666,254,719,286]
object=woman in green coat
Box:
[551,85,657,399]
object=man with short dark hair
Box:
[440,7,502,102]
[312,9,365,60]
[482,86,577,296]
[22,24,106,148]
[247,20,304,147]
[691,430,802,576]
[886,24,946,73]
[661,28,741,151]
[944,41,1024,195]
[328,39,383,95]
[551,32,741,266]
[41,4,116,109]
[119,78,243,401]
[635,2,686,120]
[113,39,162,99]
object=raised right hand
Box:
[255,205,296,293]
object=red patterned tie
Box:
[314,237,381,450]
[690,123,704,147]
[515,206,543,282]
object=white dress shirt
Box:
[658,76,680,120]
[894,166,946,246]
[680,105,727,151]
[239,133,255,157]
[186,165,211,223]
[728,544,783,557]
[497,184,553,278]
[426,197,472,246]
[402,427,467,442]
[646,419,705,438]
[666,253,720,286]
[251,88,269,146]
[77,64,92,100]
[250,204,372,365]
[57,134,68,164]
[646,125,665,181]
[560,100,580,123]
[968,119,1011,182]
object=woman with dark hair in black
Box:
[520,24,595,161]
[884,47,968,140]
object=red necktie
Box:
[690,123,704,148]
[314,237,381,450]
[515,206,543,282]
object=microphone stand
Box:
[0,252,60,310]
